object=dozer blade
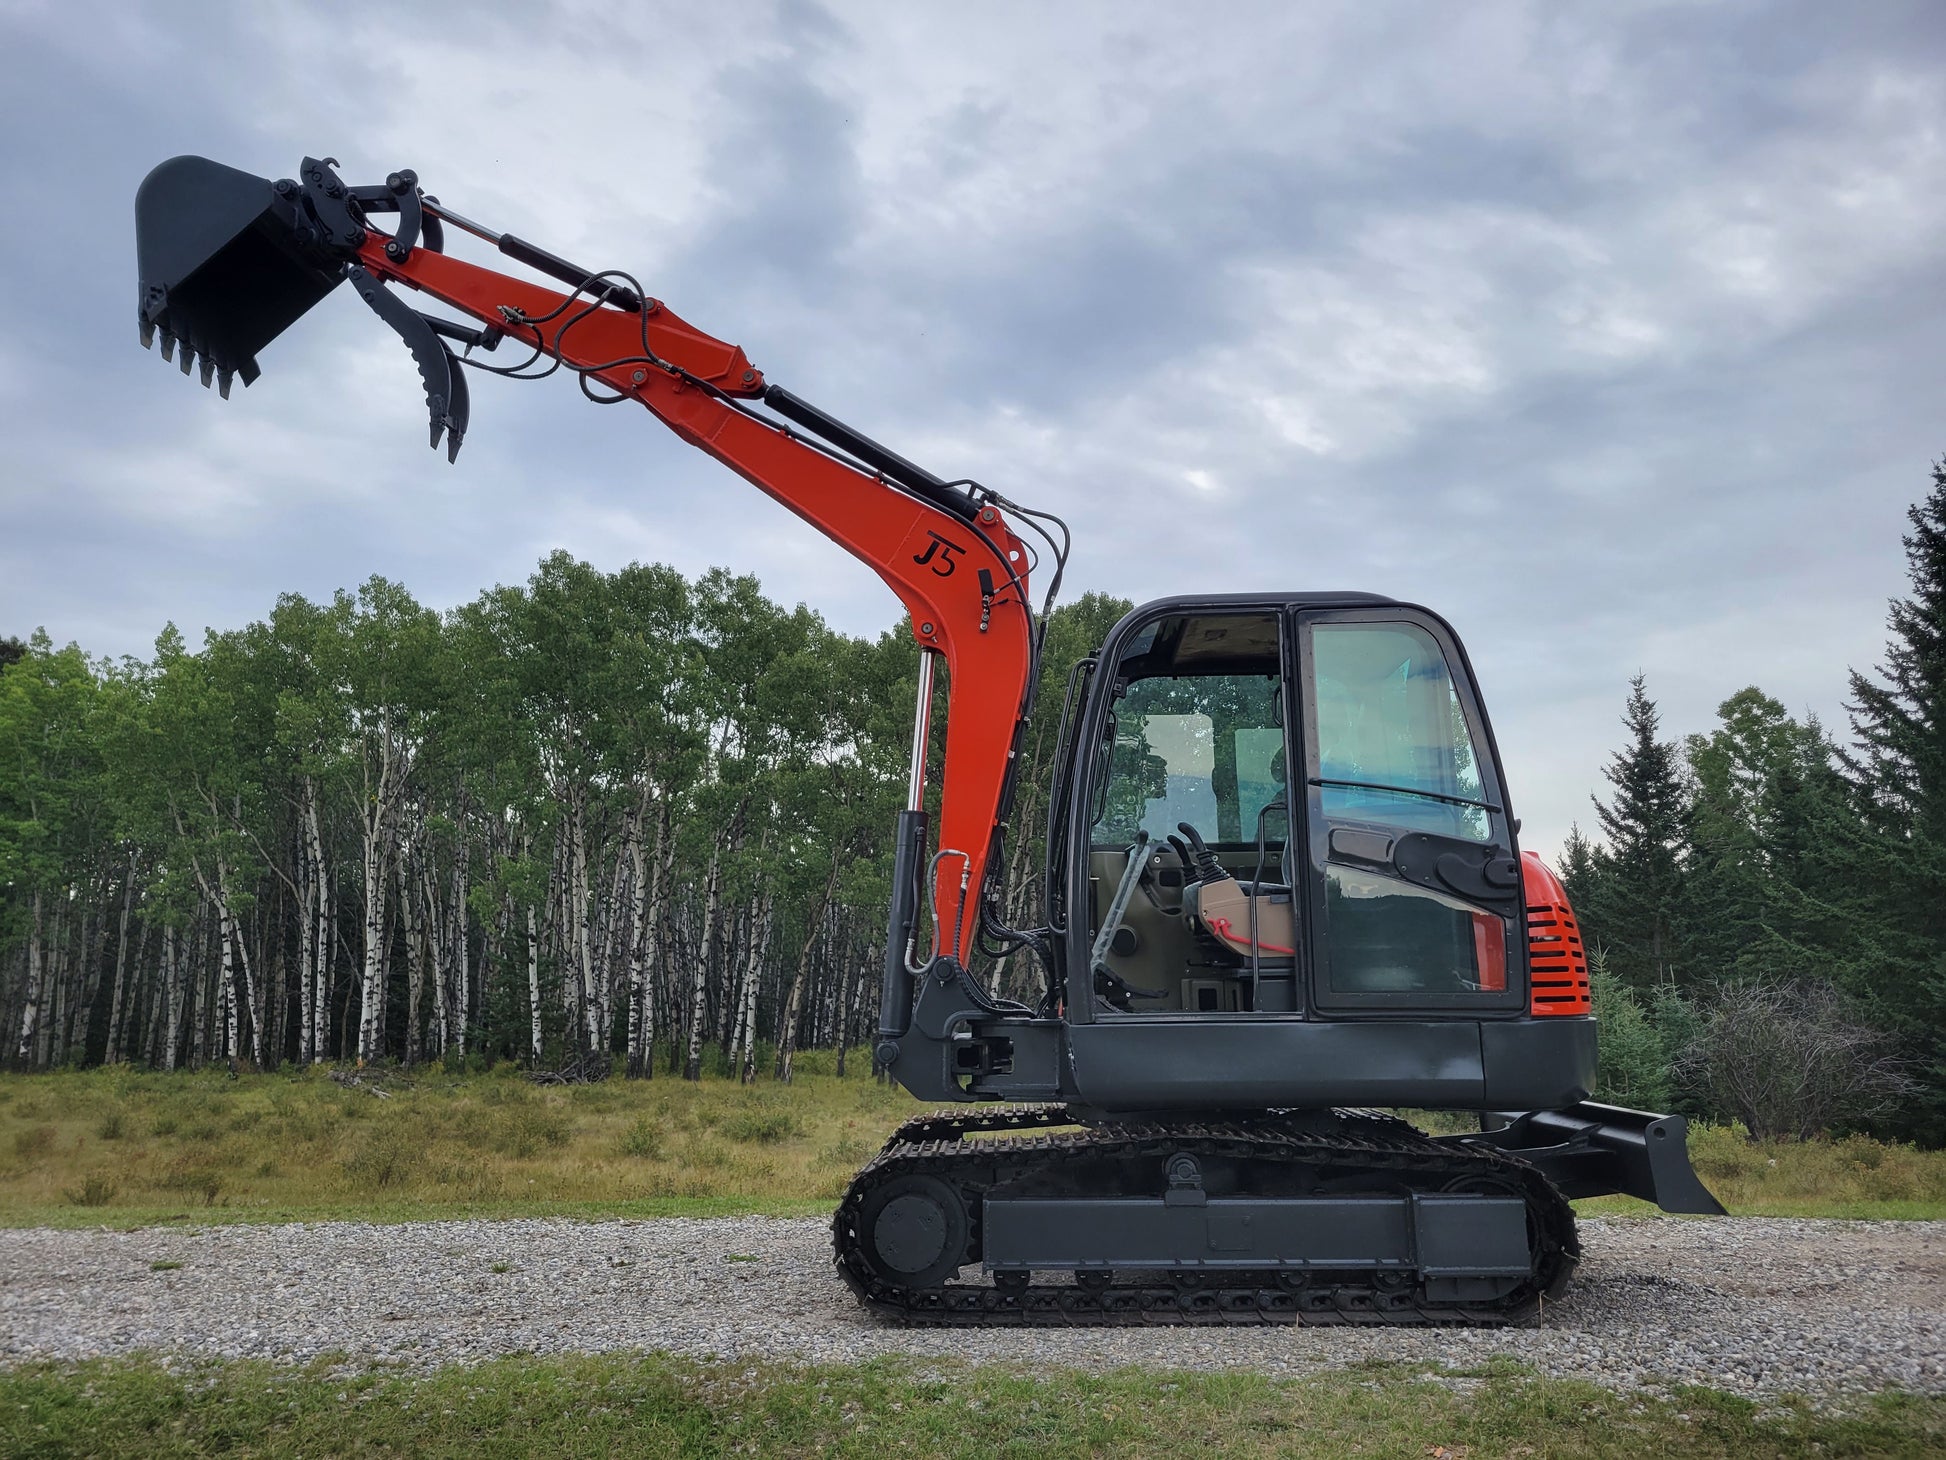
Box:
[1468,1101,1727,1215]
[135,155,344,394]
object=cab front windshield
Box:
[1092,615,1285,846]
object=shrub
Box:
[492,1105,569,1159]
[1589,950,1670,1110]
[723,1109,801,1145]
[789,1048,839,1079]
[95,1110,128,1141]
[826,1136,869,1165]
[342,1125,421,1191]
[618,1119,664,1160]
[62,1174,118,1207]
[1677,979,1917,1141]
[157,1158,225,1206]
[11,1125,56,1162]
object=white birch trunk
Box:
[775,863,838,1083]
[569,796,602,1054]
[526,901,543,1063]
[596,823,632,1052]
[423,852,448,1058]
[161,924,183,1072]
[13,890,44,1067]
[736,895,771,1084]
[217,858,264,1068]
[626,797,669,1079]
[683,834,722,1082]
[298,815,316,1066]
[304,782,331,1064]
[356,784,390,1062]
[449,826,470,1058]
[397,839,424,1066]
[219,943,237,1063]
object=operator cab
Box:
[1066,594,1526,1022]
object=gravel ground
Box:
[1,1215,1940,1400]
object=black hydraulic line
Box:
[495,232,643,311]
[763,385,978,521]
[876,809,931,1054]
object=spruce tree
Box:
[1682,689,1865,988]
[1842,460,1946,1140]
[1584,674,1691,990]
[1555,821,1606,922]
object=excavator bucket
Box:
[134,155,344,397]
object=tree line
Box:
[0,540,1126,1084]
[6,463,1942,1147]
[1566,464,1946,1144]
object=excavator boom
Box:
[134,153,1039,974]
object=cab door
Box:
[1296,608,1527,1013]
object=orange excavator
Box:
[134,153,1722,1326]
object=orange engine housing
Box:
[1520,852,1591,1016]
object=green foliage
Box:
[618,1117,664,1159]
[60,1173,116,1206]
[1677,979,1917,1142]
[722,1107,802,1144]
[1580,673,1691,990]
[1838,461,1946,1142]
[1588,950,1669,1110]
[341,1121,422,1191]
[10,1125,54,1162]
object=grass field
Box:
[0,1060,1942,1228]
[1,1352,1940,1459]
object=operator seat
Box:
[1176,821,1297,963]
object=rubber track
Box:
[833,1105,1578,1327]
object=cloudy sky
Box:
[3,0,1942,855]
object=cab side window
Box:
[1308,619,1508,1001]
[1312,622,1489,843]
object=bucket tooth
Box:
[178,344,195,375]
[199,356,215,389]
[139,318,155,350]
[217,367,234,400]
[159,330,176,363]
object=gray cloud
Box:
[3,0,1942,855]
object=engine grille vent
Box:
[1519,852,1591,1017]
[1525,899,1590,1015]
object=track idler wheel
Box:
[855,1174,970,1290]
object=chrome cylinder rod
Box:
[420,198,503,245]
[906,648,937,810]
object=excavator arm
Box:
[133,154,1044,975]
